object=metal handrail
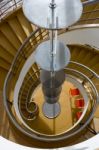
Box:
[18,71,40,121]
[17,60,99,123]
[79,17,99,23]
[3,29,49,139]
[83,0,99,6]
[11,29,48,74]
[70,61,99,79]
[0,0,22,20]
[0,0,12,9]
[3,26,99,141]
[3,24,99,98]
[18,60,99,109]
[6,66,99,141]
[3,25,99,105]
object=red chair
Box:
[76,111,82,120]
[75,99,85,108]
[69,88,80,96]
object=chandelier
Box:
[23,0,83,118]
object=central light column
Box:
[41,0,65,118]
[23,0,83,119]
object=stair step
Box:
[0,45,14,64]
[17,11,33,37]
[8,16,27,43]
[88,55,99,68]
[0,67,8,90]
[0,58,11,71]
[77,49,87,63]
[82,51,93,65]
[91,63,99,74]
[78,4,98,24]
[0,31,17,56]
[88,4,99,24]
[0,22,21,49]
[70,47,81,61]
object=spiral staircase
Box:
[0,0,99,148]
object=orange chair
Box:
[69,88,80,97]
[75,99,85,108]
[76,111,82,120]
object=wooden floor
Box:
[25,81,79,136]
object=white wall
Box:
[1,134,99,150]
[59,27,99,48]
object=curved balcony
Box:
[0,0,99,149]
[2,28,99,148]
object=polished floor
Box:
[24,81,83,136]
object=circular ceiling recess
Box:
[23,0,83,29]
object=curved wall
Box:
[0,134,99,150]
[59,25,99,49]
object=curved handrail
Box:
[3,68,97,140]
[10,28,40,72]
[14,58,99,125]
[3,29,47,139]
[3,25,99,107]
[70,61,99,79]
[61,68,98,139]
[0,0,22,20]
[9,24,99,77]
[18,60,99,112]
[18,71,40,121]
[19,70,96,135]
[9,28,48,75]
[3,23,99,142]
[4,65,99,141]
[83,0,99,6]
[3,28,48,99]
